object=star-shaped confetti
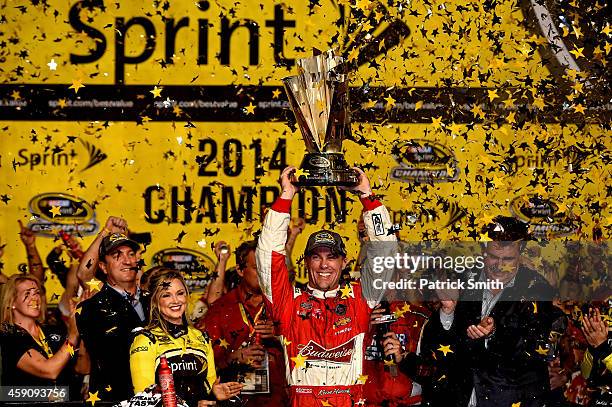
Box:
[294,168,309,178]
[244,102,256,115]
[86,278,102,293]
[218,338,229,349]
[291,354,308,368]
[393,303,411,318]
[49,205,62,217]
[86,391,100,406]
[69,79,85,94]
[47,59,57,70]
[437,344,453,356]
[339,284,354,299]
[150,86,163,98]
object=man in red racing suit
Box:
[256,166,397,407]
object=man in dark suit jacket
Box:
[420,217,559,407]
[77,231,149,402]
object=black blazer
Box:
[405,267,561,407]
[452,267,560,406]
[76,284,150,402]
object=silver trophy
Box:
[283,49,358,186]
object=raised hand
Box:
[279,166,299,200]
[338,167,373,198]
[18,220,36,247]
[104,216,128,235]
[214,241,231,263]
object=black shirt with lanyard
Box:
[0,322,71,386]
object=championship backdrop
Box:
[0,0,609,301]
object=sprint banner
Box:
[0,0,609,300]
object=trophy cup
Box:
[283,49,359,186]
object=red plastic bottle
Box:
[158,355,177,407]
[59,231,84,259]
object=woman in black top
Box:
[0,274,79,386]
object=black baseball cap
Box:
[304,230,347,257]
[99,233,140,258]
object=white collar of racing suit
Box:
[306,284,339,299]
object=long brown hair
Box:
[146,269,190,334]
[0,274,46,325]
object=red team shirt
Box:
[201,285,289,406]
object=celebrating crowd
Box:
[0,168,609,407]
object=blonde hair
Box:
[146,269,190,334]
[0,274,46,325]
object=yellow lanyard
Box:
[33,327,53,358]
[238,302,264,336]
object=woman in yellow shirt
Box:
[130,269,242,406]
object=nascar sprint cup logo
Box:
[510,194,577,238]
[28,193,98,236]
[390,140,459,183]
[151,248,215,293]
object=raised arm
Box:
[205,241,231,306]
[255,166,298,324]
[18,220,44,282]
[77,216,127,285]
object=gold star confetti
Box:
[569,47,585,59]
[384,358,396,366]
[86,278,102,293]
[150,86,163,98]
[86,391,101,406]
[69,79,85,94]
[291,354,308,368]
[49,205,62,217]
[363,99,377,108]
[244,102,256,114]
[487,89,499,102]
[437,344,453,356]
[340,284,354,299]
[356,374,368,384]
[294,168,309,178]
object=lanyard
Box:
[33,327,53,358]
[238,302,264,336]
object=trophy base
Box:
[293,153,359,187]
